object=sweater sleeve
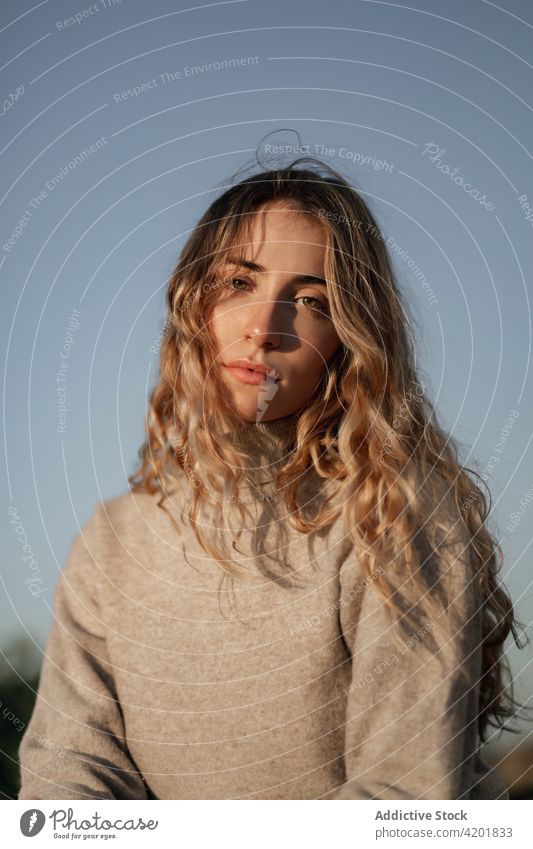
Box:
[326,516,492,800]
[17,504,149,800]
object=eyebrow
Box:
[225,256,328,287]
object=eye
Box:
[222,277,331,317]
[294,295,331,317]
[226,276,249,291]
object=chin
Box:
[229,401,278,422]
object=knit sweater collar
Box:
[164,411,335,537]
[229,412,298,469]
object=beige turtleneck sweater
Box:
[18,414,509,800]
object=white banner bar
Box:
[4,799,531,848]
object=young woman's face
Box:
[208,200,342,422]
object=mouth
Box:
[224,363,280,386]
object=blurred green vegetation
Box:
[1,636,41,800]
[484,736,533,800]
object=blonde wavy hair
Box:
[129,157,529,744]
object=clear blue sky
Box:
[2,0,532,744]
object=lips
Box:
[224,360,280,385]
[227,359,275,374]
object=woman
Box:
[18,158,526,800]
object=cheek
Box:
[297,321,341,366]
[291,341,338,389]
[207,304,232,346]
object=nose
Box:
[242,298,282,349]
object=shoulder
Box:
[93,487,188,550]
[95,488,164,532]
[58,488,188,612]
[66,489,178,576]
[71,490,158,543]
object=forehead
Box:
[221,201,328,270]
[246,200,324,236]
